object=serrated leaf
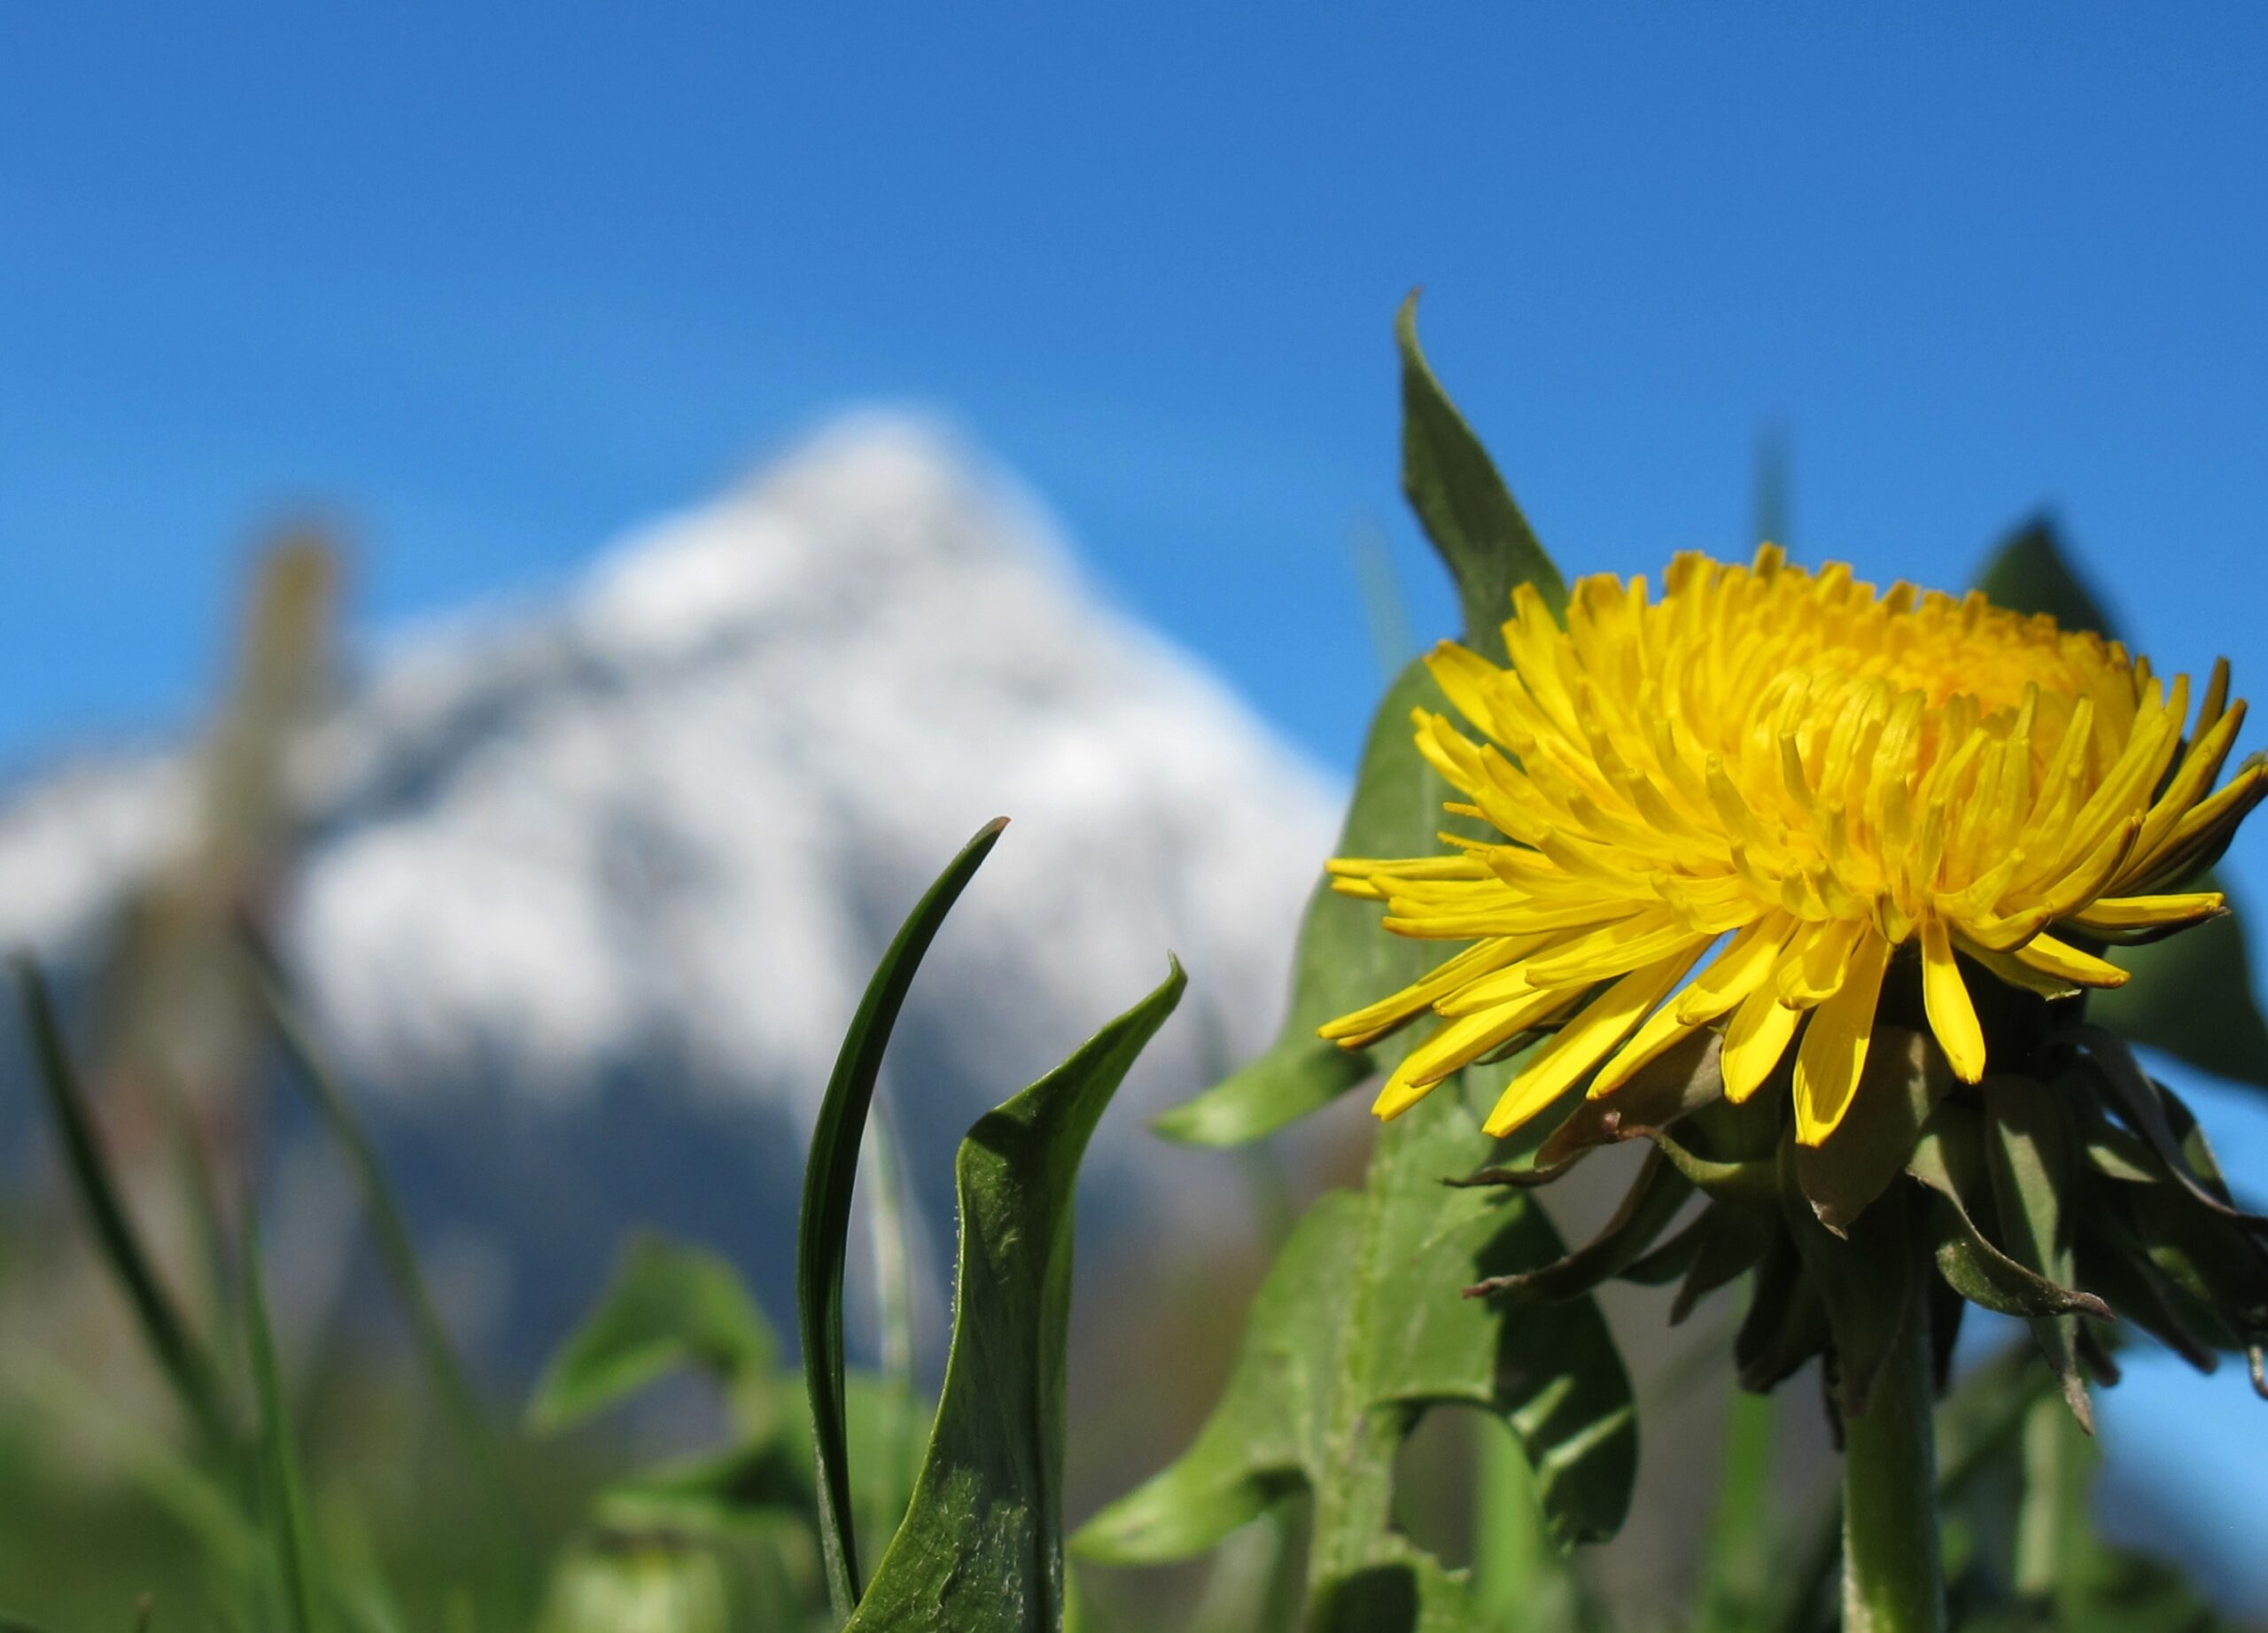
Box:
[845,960,1184,1633]
[800,817,1007,1615]
[1154,662,1451,1147]
[529,1233,780,1435]
[1397,291,1568,654]
[1077,1085,1636,1620]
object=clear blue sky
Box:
[6,0,2268,1598]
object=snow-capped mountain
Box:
[0,414,1345,1361]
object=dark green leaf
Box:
[1154,663,1449,1147]
[847,961,1184,1632]
[1973,515,2116,637]
[529,1233,780,1435]
[799,816,1007,1615]
[1396,291,1568,655]
[11,955,233,1458]
[244,1207,320,1633]
[1078,1085,1637,1615]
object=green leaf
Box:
[1154,661,1449,1147]
[1077,1086,1636,1624]
[1973,515,2117,637]
[1397,291,1568,655]
[530,1233,780,1435]
[1972,517,2268,1091]
[1162,295,1568,1150]
[243,1207,320,1633]
[799,816,1008,1615]
[592,1439,815,1537]
[10,955,234,1458]
[845,960,1184,1633]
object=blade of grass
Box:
[242,942,524,1563]
[798,816,1007,1619]
[4,1344,263,1585]
[242,1205,319,1633]
[11,956,234,1458]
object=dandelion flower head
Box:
[1324,546,2267,1146]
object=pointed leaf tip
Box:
[1396,292,1568,655]
[797,817,1008,1619]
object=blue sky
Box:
[6,0,2268,1598]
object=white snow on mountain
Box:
[0,413,1348,1354]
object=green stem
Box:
[1840,1298,1946,1633]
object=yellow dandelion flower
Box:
[1324,545,2268,1147]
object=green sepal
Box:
[1734,1227,1831,1395]
[1669,1204,1776,1328]
[1909,1106,2111,1325]
[1979,1077,2094,1431]
[1780,1136,1916,1419]
[1795,1024,1951,1235]
[2093,891,2268,1093]
[1462,1147,1694,1303]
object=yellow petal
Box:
[1722,978,1802,1102]
[2062,892,2225,934]
[1776,916,1863,1008]
[2011,932,2130,989]
[1675,912,1797,1023]
[1793,928,1893,1146]
[1920,915,1985,1084]
[1318,935,1529,1046]
[1480,946,1705,1137]
[1371,983,1586,1118]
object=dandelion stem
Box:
[1840,1287,1945,1633]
